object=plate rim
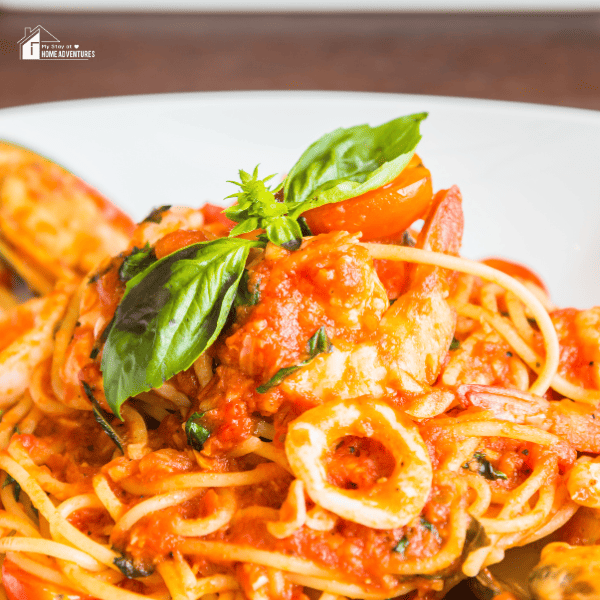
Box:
[1,90,599,123]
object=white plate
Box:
[0,91,598,308]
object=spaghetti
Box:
[0,130,598,600]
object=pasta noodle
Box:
[0,135,598,600]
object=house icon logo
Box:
[18,26,59,60]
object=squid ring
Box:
[285,397,432,529]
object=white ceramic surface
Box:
[0,91,598,308]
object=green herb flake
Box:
[420,516,441,541]
[82,381,124,454]
[185,412,211,452]
[393,535,409,554]
[142,205,171,224]
[114,554,154,578]
[3,474,21,502]
[401,231,416,247]
[119,244,157,282]
[464,451,508,481]
[257,326,332,393]
[449,337,461,351]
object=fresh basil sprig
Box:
[283,112,428,218]
[223,114,426,247]
[257,326,332,393]
[225,167,303,251]
[101,237,261,418]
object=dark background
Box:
[0,11,599,110]
[1,8,599,600]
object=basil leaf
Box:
[119,245,156,282]
[264,217,303,251]
[82,381,124,453]
[284,113,427,218]
[450,337,461,351]
[185,412,211,451]
[257,326,332,393]
[102,237,261,418]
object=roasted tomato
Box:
[2,558,98,600]
[481,257,548,293]
[302,154,432,241]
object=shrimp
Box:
[529,542,600,600]
[54,206,209,411]
[279,186,463,407]
[0,285,72,407]
[458,384,600,454]
[574,307,600,389]
[0,141,135,294]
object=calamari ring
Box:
[285,397,432,529]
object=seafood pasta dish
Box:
[0,114,599,600]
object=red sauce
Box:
[324,435,395,490]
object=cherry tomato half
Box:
[302,154,433,241]
[481,257,548,294]
[2,558,97,600]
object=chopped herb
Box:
[3,474,21,502]
[142,205,171,224]
[500,311,509,317]
[449,337,461,351]
[349,446,356,454]
[82,381,124,453]
[88,262,114,285]
[185,412,211,452]
[506,351,513,357]
[401,231,416,247]
[463,451,508,481]
[13,425,20,435]
[590,361,595,367]
[119,244,157,282]
[257,326,332,393]
[89,316,116,360]
[114,554,154,578]
[420,516,441,541]
[522,449,529,455]
[393,535,409,554]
